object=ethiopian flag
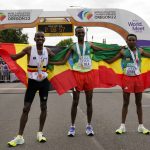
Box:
[0,43,77,95]
[1,42,150,94]
[0,43,28,85]
[91,43,150,89]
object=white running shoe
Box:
[138,126,150,135]
[115,126,126,134]
[37,132,47,142]
[86,125,94,136]
[68,126,75,137]
[8,135,25,147]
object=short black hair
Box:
[35,31,44,37]
[75,26,84,32]
[127,34,137,40]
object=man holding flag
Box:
[8,32,55,147]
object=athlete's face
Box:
[75,28,85,41]
[126,36,137,49]
[34,32,45,45]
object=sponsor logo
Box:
[128,20,144,32]
[78,9,93,20]
[0,12,6,21]
[94,11,116,20]
[8,11,30,21]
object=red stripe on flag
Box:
[99,66,123,87]
[141,71,150,89]
[0,43,16,54]
[49,70,77,95]
[0,48,27,86]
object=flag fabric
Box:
[1,42,150,95]
[0,43,77,95]
[90,43,150,89]
[0,43,28,86]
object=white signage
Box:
[0,9,43,24]
[67,8,150,41]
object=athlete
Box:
[8,32,55,147]
[105,34,150,134]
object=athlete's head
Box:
[126,34,137,49]
[75,26,85,41]
[34,31,45,45]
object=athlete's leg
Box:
[122,92,130,123]
[135,92,143,124]
[39,79,49,132]
[85,90,93,124]
[71,89,80,125]
[18,102,32,135]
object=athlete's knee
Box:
[73,94,80,101]
[123,101,129,108]
[86,100,92,107]
[85,91,93,100]
[23,105,31,114]
[87,95,93,101]
[72,99,79,107]
[135,101,142,107]
[40,103,47,111]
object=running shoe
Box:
[37,132,47,142]
[86,125,94,136]
[8,135,24,147]
[115,126,126,134]
[68,126,75,137]
[138,126,150,135]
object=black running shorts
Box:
[24,78,50,103]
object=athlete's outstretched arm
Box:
[90,42,119,51]
[10,46,31,60]
[140,48,150,58]
[104,50,123,64]
[49,48,73,65]
[47,48,55,57]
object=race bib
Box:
[82,55,92,69]
[125,63,140,76]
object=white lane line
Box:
[0,88,26,90]
[69,93,105,150]
[142,105,150,107]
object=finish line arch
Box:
[0,8,150,46]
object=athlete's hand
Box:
[48,49,55,57]
[10,54,16,60]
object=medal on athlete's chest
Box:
[37,55,44,79]
[78,56,83,67]
[38,73,43,79]
[76,42,91,69]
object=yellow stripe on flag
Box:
[14,44,29,72]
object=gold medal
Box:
[38,73,43,79]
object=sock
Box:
[17,135,23,138]
[121,123,125,128]
[138,124,144,128]
[87,123,91,126]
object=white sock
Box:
[138,124,144,128]
[71,125,75,127]
[121,123,125,128]
[17,135,23,138]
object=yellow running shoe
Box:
[138,126,150,135]
[37,132,47,143]
[8,135,24,147]
[115,126,126,134]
